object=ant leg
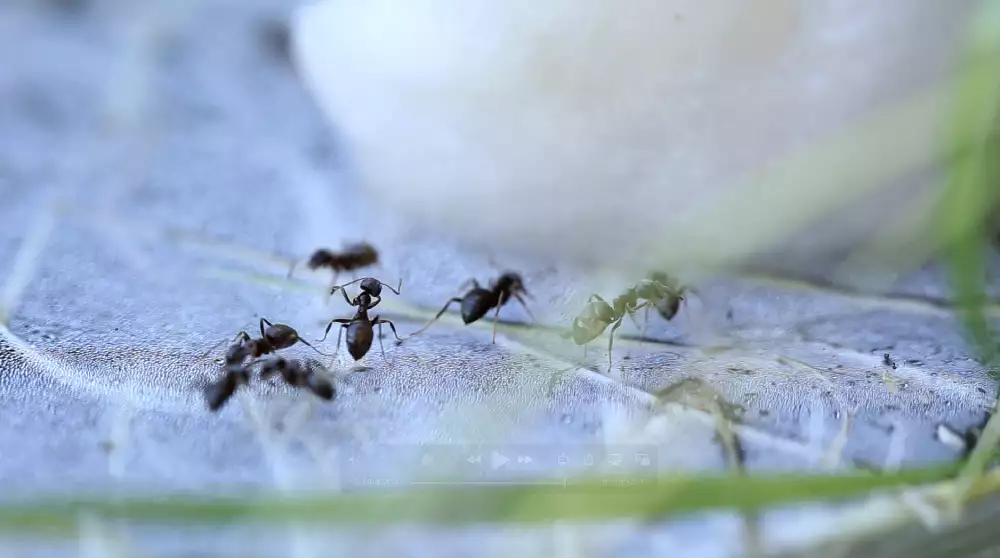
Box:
[333,322,351,358]
[607,317,625,372]
[367,296,383,311]
[318,318,352,343]
[410,297,462,336]
[372,317,402,361]
[638,305,650,347]
[375,318,403,342]
[259,318,275,339]
[200,329,249,360]
[455,278,481,294]
[626,305,643,331]
[512,292,538,323]
[286,258,301,279]
[491,302,503,344]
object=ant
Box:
[647,271,688,322]
[882,353,897,370]
[287,242,379,285]
[204,357,335,412]
[202,318,328,412]
[410,271,535,343]
[565,274,685,371]
[204,365,251,412]
[221,318,328,364]
[318,277,404,362]
[259,356,335,401]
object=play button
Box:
[491,451,509,469]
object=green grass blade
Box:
[941,0,1000,371]
[0,466,960,535]
[940,0,1000,509]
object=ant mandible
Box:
[287,242,379,285]
[410,271,536,343]
[318,277,404,362]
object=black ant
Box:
[565,275,685,371]
[882,353,897,370]
[204,365,251,412]
[410,271,536,343]
[259,356,335,401]
[287,242,379,284]
[318,277,404,362]
[202,318,328,411]
[221,318,328,364]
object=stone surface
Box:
[1,1,998,557]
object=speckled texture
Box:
[1,1,998,557]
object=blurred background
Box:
[1,1,1000,557]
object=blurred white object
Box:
[291,1,982,278]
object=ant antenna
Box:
[488,255,557,281]
[330,276,403,296]
[297,337,332,358]
[198,338,228,360]
[198,328,252,360]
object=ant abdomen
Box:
[263,323,300,350]
[460,290,495,324]
[583,297,617,324]
[571,318,606,345]
[346,323,373,360]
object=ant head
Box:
[359,276,383,296]
[306,249,334,269]
[224,342,248,364]
[497,271,529,295]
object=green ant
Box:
[565,272,688,371]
